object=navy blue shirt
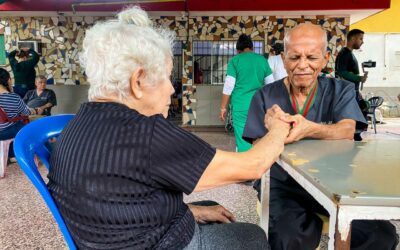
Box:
[23,89,57,116]
[243,77,367,185]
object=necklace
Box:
[289,81,318,117]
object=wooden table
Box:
[260,139,400,250]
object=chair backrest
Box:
[13,114,76,250]
[368,96,384,109]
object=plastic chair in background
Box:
[0,138,13,178]
[367,96,384,134]
[13,114,76,249]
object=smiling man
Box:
[243,23,398,250]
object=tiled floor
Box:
[0,118,399,249]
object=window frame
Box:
[192,40,265,85]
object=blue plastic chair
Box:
[13,114,76,250]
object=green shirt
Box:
[227,52,272,112]
[8,49,39,88]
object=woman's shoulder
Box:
[0,92,23,105]
[79,102,158,124]
[0,92,21,99]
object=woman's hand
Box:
[264,104,291,136]
[188,204,236,224]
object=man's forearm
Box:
[220,94,230,110]
[337,71,361,83]
[307,119,355,140]
[40,103,53,109]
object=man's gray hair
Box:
[35,75,47,81]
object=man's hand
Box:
[281,114,314,143]
[188,204,236,224]
[360,73,368,83]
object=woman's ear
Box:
[130,68,145,99]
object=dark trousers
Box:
[255,167,399,250]
[185,200,269,250]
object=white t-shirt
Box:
[268,55,288,82]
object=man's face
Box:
[35,79,46,91]
[283,34,329,89]
[352,34,364,50]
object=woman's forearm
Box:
[194,126,288,192]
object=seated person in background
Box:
[243,23,398,250]
[0,68,37,160]
[47,6,291,250]
[23,75,57,116]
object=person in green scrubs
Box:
[219,34,273,152]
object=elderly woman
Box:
[48,7,290,249]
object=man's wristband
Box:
[220,108,226,112]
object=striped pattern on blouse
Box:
[48,102,216,249]
[0,92,31,131]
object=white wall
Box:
[353,33,400,88]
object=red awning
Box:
[0,0,390,12]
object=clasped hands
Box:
[265,104,312,144]
[29,107,45,115]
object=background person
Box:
[0,68,36,160]
[268,42,287,82]
[48,7,291,250]
[335,29,369,141]
[243,23,398,250]
[219,34,274,153]
[335,29,367,99]
[8,47,40,98]
[23,75,57,116]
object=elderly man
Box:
[23,75,57,116]
[243,23,398,250]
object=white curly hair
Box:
[80,6,175,101]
